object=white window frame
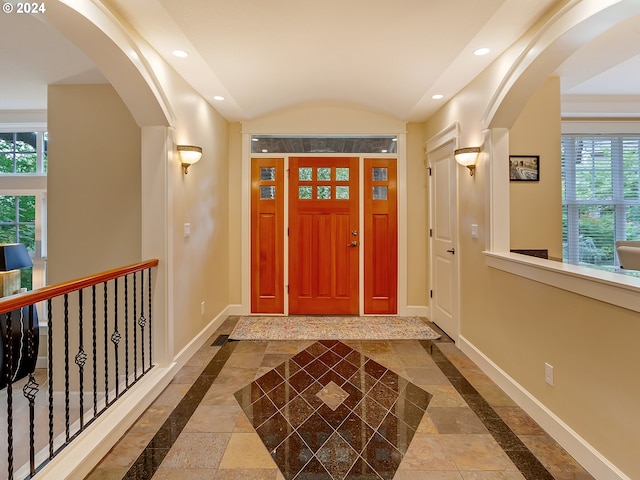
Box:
[562,133,640,267]
[0,125,47,290]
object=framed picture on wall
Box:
[509,155,539,181]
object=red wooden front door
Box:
[364,158,397,314]
[251,158,285,313]
[289,157,359,314]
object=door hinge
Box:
[287,227,290,236]
[428,167,432,176]
[429,228,433,237]
[429,289,433,298]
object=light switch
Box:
[471,224,478,238]
[184,223,191,238]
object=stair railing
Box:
[0,259,159,480]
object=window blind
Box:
[562,135,640,267]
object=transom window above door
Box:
[251,135,397,154]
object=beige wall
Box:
[47,84,141,283]
[423,7,640,477]
[47,84,142,391]
[157,66,231,355]
[470,268,640,474]
[228,122,243,306]
[509,77,563,260]
[406,122,429,307]
[48,79,230,361]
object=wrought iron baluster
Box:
[47,298,54,460]
[125,275,129,389]
[138,270,146,374]
[64,294,70,441]
[92,285,97,415]
[103,282,109,406]
[148,268,153,370]
[133,273,137,381]
[5,311,14,480]
[112,278,121,398]
[24,304,40,477]
[76,290,87,430]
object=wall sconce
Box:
[454,147,481,176]
[177,145,203,174]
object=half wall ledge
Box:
[484,251,640,313]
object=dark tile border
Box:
[122,338,237,480]
[420,338,555,480]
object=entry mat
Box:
[229,316,441,341]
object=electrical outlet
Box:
[545,363,554,386]
[200,301,205,315]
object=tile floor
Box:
[86,317,595,480]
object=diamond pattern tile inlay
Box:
[316,381,349,411]
[234,340,432,480]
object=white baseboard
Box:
[36,356,47,369]
[33,305,233,480]
[458,335,630,480]
[227,304,243,316]
[403,305,429,317]
[171,306,230,363]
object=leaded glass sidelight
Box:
[317,186,331,199]
[299,167,313,181]
[299,186,312,199]
[260,167,276,181]
[373,186,388,200]
[373,167,388,182]
[260,186,276,199]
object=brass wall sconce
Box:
[454,147,481,176]
[177,145,203,174]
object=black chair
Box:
[0,306,39,389]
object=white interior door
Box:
[429,143,459,340]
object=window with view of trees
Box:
[0,131,47,173]
[0,195,36,289]
[0,129,47,291]
[562,135,640,268]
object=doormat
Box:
[229,316,440,341]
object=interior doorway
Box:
[429,142,459,339]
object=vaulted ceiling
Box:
[1,0,639,120]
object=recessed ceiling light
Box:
[432,94,444,100]
[172,50,189,58]
[474,47,490,56]
[213,95,225,101]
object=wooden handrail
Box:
[0,259,159,315]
